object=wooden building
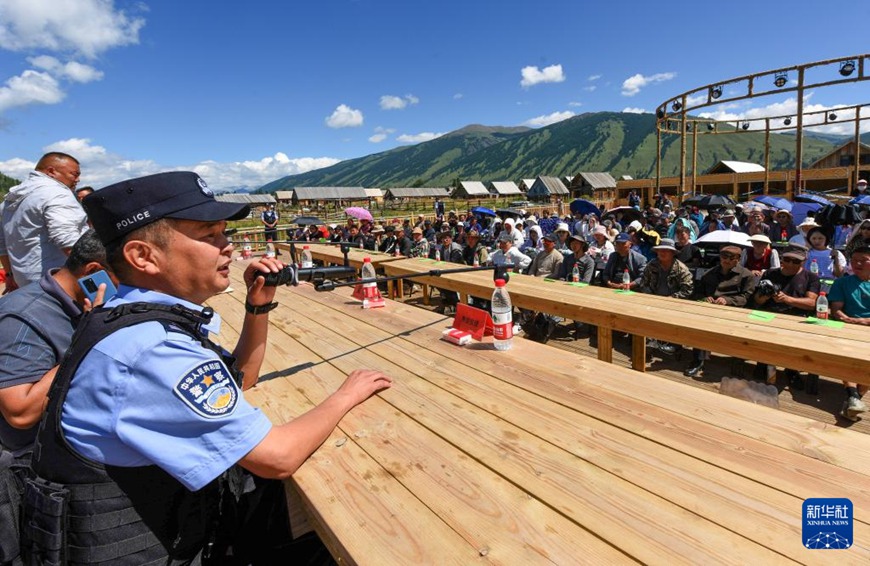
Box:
[527,176,569,201]
[568,172,617,203]
[489,181,523,197]
[452,181,491,199]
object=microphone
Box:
[260,264,358,287]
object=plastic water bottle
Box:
[809,259,819,275]
[622,268,631,288]
[815,291,829,320]
[434,249,441,262]
[301,245,313,268]
[242,236,252,259]
[265,242,276,258]
[361,257,377,308]
[473,254,480,267]
[572,264,580,283]
[491,279,512,351]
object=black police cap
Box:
[84,172,250,244]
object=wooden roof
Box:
[489,181,523,195]
[571,172,617,189]
[809,140,870,168]
[364,188,384,198]
[457,181,490,196]
[275,190,294,200]
[293,187,368,200]
[385,187,452,198]
[215,193,276,204]
[528,176,569,197]
[706,161,765,174]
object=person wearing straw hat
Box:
[640,239,693,300]
[788,217,819,247]
[684,244,756,378]
[639,238,694,356]
[744,234,780,278]
[771,209,798,243]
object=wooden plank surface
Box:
[201,265,870,564]
[277,242,405,269]
[381,259,870,383]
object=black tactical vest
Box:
[23,302,245,565]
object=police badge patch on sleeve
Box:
[174,360,239,419]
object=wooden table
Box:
[276,242,408,297]
[381,258,870,383]
[206,270,870,565]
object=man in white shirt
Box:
[0,152,88,292]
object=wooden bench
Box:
[381,258,870,383]
[205,269,870,564]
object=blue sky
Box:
[0,0,868,190]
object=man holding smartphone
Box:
[23,172,391,564]
[0,230,113,563]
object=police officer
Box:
[23,172,392,564]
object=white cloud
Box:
[368,126,395,143]
[453,93,463,100]
[396,131,444,143]
[587,74,602,81]
[582,85,597,92]
[621,72,676,96]
[622,107,648,114]
[698,94,869,135]
[325,104,364,128]
[568,101,583,107]
[379,94,419,110]
[27,55,103,83]
[520,64,565,88]
[523,110,575,127]
[0,0,146,58]
[0,70,64,112]
[0,138,341,191]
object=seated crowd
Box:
[304,201,869,422]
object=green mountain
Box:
[261,112,839,190]
[0,171,21,196]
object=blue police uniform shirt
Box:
[61,285,273,491]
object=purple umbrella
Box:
[344,207,373,221]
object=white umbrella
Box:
[695,229,751,247]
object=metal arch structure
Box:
[655,54,870,198]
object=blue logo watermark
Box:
[802,498,853,549]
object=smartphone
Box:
[77,270,118,305]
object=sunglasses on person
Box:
[719,252,740,260]
[782,257,803,264]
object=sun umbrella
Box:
[604,206,643,224]
[812,204,862,227]
[695,229,751,247]
[470,206,496,217]
[681,194,737,210]
[849,194,870,206]
[344,207,373,221]
[794,192,833,206]
[569,198,600,217]
[290,215,324,225]
[789,202,823,225]
[753,196,793,211]
[495,208,523,219]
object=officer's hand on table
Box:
[334,369,393,407]
[244,257,284,306]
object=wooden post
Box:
[632,335,647,372]
[855,106,863,189]
[764,119,771,195]
[597,326,613,363]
